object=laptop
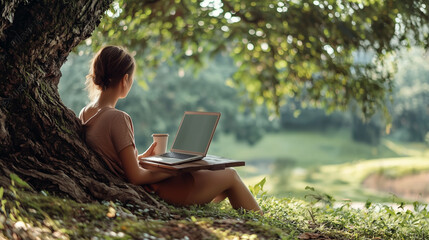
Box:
[143,111,221,165]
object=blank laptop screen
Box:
[171,113,219,154]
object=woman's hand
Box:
[120,144,174,185]
[138,142,157,160]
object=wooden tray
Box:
[139,155,245,173]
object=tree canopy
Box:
[91,0,429,118]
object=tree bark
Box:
[0,0,167,216]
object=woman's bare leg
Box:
[212,192,227,203]
[185,168,261,213]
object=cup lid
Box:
[152,133,169,137]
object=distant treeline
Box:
[60,48,429,150]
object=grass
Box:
[209,129,400,167]
[2,176,429,239]
[2,130,429,239]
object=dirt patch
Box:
[157,221,216,240]
[154,219,281,240]
[362,172,429,202]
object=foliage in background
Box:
[389,48,429,142]
[278,47,429,144]
[61,48,429,149]
[91,0,429,118]
[59,51,277,148]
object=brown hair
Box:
[86,46,135,101]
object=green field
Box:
[209,129,429,203]
[209,129,401,166]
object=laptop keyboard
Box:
[160,152,197,159]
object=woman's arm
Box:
[137,141,157,159]
[119,145,173,185]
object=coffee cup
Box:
[152,133,169,155]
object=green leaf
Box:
[249,177,267,197]
[1,200,6,214]
[9,173,32,190]
[365,200,372,209]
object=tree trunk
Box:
[0,0,166,215]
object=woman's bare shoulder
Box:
[80,105,99,122]
[81,105,125,123]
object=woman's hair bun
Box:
[85,46,135,99]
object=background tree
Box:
[388,48,429,142]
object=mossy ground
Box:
[1,176,429,239]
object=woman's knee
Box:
[224,168,240,181]
[192,168,240,186]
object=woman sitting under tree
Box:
[79,45,261,214]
